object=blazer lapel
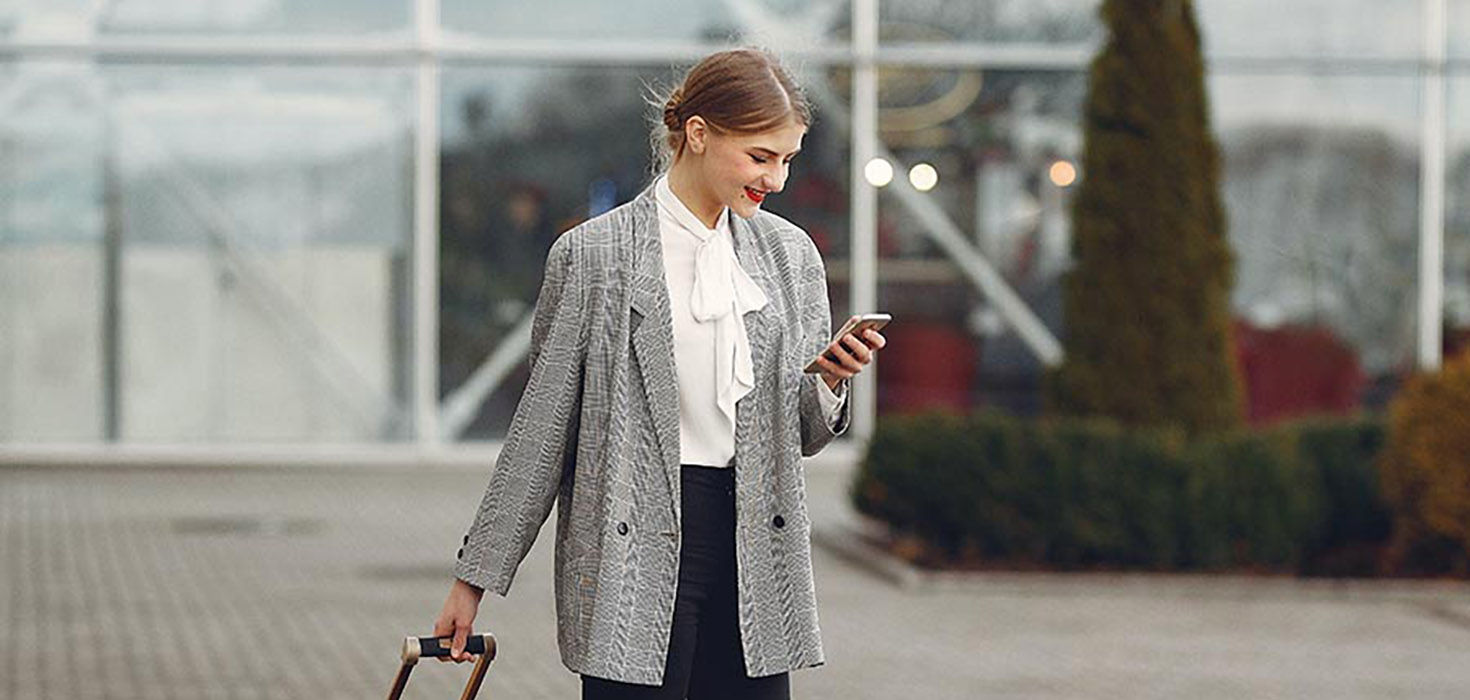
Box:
[626,184,684,509]
[726,209,777,469]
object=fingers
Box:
[432,613,452,664]
[830,338,863,366]
[842,334,878,363]
[814,354,849,380]
[816,346,855,379]
[818,340,862,378]
[862,328,887,350]
[451,623,473,664]
[815,355,851,381]
[834,332,881,367]
[434,596,478,664]
[817,329,886,383]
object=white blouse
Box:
[654,174,847,468]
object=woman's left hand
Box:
[815,322,887,390]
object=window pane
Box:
[1211,74,1421,402]
[441,63,848,440]
[0,59,109,440]
[442,0,846,43]
[877,0,1101,44]
[114,64,413,443]
[1451,0,1470,60]
[0,61,416,443]
[872,69,1085,415]
[872,68,1422,418]
[879,1,1424,58]
[1447,73,1470,358]
[0,0,409,36]
[1194,0,1421,60]
[109,66,411,249]
[0,61,104,246]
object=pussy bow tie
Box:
[689,220,767,426]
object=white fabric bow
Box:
[690,225,769,426]
[656,176,768,426]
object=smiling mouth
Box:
[744,187,767,203]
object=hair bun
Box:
[662,86,685,131]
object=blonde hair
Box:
[647,47,813,175]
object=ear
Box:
[685,116,708,155]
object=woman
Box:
[433,47,886,700]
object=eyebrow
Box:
[751,147,801,157]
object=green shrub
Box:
[1181,431,1325,571]
[854,410,1392,575]
[854,411,1191,569]
[853,411,1042,561]
[1286,416,1391,576]
[1030,418,1189,568]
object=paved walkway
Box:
[3,444,1469,699]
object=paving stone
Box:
[1,447,1468,699]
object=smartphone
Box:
[803,313,892,373]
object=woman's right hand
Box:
[434,578,485,663]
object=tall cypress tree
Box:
[1047,0,1244,435]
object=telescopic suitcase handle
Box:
[385,633,497,700]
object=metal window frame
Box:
[0,0,1453,466]
[1419,0,1448,370]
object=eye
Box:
[750,154,768,164]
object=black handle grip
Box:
[401,633,496,662]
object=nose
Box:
[763,165,787,194]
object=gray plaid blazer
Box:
[454,181,851,686]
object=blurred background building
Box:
[1,0,1467,453]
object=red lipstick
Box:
[744,187,766,203]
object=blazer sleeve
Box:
[455,230,586,596]
[796,234,851,457]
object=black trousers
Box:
[580,464,791,700]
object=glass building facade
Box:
[0,1,1463,449]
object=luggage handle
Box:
[385,633,497,700]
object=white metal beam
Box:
[850,0,879,443]
[0,34,420,62]
[874,41,1094,69]
[0,34,853,65]
[7,33,1462,74]
[438,34,853,65]
[439,311,533,440]
[413,0,442,444]
[1418,0,1447,369]
[876,146,1064,366]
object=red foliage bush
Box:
[1232,319,1365,426]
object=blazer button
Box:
[462,534,469,545]
[773,515,785,529]
[456,547,464,559]
[618,521,629,536]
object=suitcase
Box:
[385,633,497,700]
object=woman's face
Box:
[690,117,806,220]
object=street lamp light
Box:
[909,162,938,192]
[864,157,893,187]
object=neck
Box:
[666,161,724,230]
